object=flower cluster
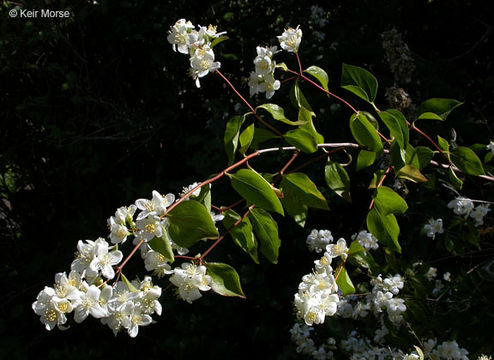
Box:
[32,237,162,337]
[248,46,281,99]
[447,196,490,226]
[290,323,336,359]
[381,28,415,84]
[167,19,225,87]
[294,236,350,326]
[33,185,224,336]
[351,230,379,251]
[423,218,444,240]
[306,229,334,253]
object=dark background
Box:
[1,0,493,359]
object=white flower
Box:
[443,272,451,281]
[167,19,195,54]
[435,340,469,360]
[294,290,339,326]
[135,190,173,220]
[74,284,110,323]
[278,25,302,53]
[447,196,474,217]
[190,46,221,86]
[87,238,123,279]
[114,205,137,225]
[135,215,164,242]
[325,238,348,260]
[352,230,379,250]
[169,263,212,303]
[71,239,97,274]
[262,74,281,99]
[180,182,202,199]
[313,252,333,275]
[487,141,494,155]
[307,229,333,253]
[108,216,130,244]
[470,204,490,226]
[144,250,172,277]
[423,218,444,239]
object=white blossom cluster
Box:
[294,238,349,326]
[33,185,224,336]
[447,196,490,226]
[486,141,494,155]
[423,218,444,240]
[32,237,162,337]
[306,229,334,253]
[277,25,303,53]
[290,323,336,359]
[335,273,406,326]
[167,19,225,88]
[352,230,379,250]
[248,46,281,99]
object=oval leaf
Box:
[224,115,245,164]
[350,113,383,152]
[417,98,463,120]
[284,128,319,153]
[378,109,409,149]
[167,200,219,248]
[238,123,255,155]
[304,65,329,92]
[206,262,245,298]
[336,266,355,295]
[281,173,329,210]
[341,63,378,103]
[248,208,280,264]
[451,146,485,175]
[228,168,284,215]
[256,103,305,126]
[356,149,377,171]
[374,186,408,215]
[367,208,401,253]
[325,160,351,202]
[223,209,258,264]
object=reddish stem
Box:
[219,198,245,213]
[411,123,451,163]
[114,238,144,282]
[368,166,392,211]
[200,205,255,260]
[216,70,283,137]
[279,150,300,175]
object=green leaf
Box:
[275,62,289,71]
[238,123,255,155]
[284,128,319,153]
[148,232,174,263]
[250,128,279,149]
[397,164,428,183]
[448,167,463,190]
[336,267,355,295]
[256,103,306,126]
[167,200,219,248]
[206,262,246,298]
[378,109,409,149]
[249,208,280,264]
[390,140,406,170]
[417,98,463,120]
[406,145,434,170]
[281,173,329,210]
[348,241,365,256]
[210,35,229,48]
[373,186,408,215]
[356,149,377,171]
[224,115,244,164]
[121,273,139,293]
[325,160,351,202]
[417,112,443,121]
[223,210,258,264]
[228,168,284,215]
[367,207,401,253]
[437,135,450,153]
[451,146,485,175]
[341,63,378,103]
[349,113,383,152]
[298,107,324,143]
[194,184,212,212]
[281,196,308,227]
[290,80,314,113]
[304,65,329,92]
